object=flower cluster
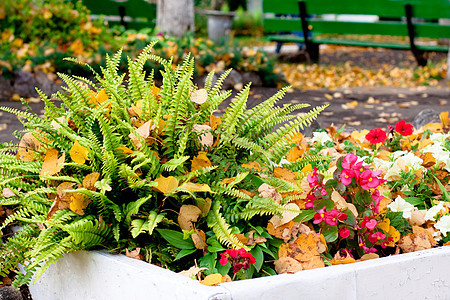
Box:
[305,153,392,257]
[219,248,256,274]
[365,120,413,147]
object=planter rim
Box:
[199,9,236,17]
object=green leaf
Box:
[322,225,338,242]
[174,249,196,261]
[156,229,195,250]
[293,209,316,222]
[250,246,264,272]
[404,197,426,206]
[131,219,147,238]
[162,156,189,172]
[199,252,217,275]
[206,236,226,252]
[432,175,450,201]
[217,261,232,275]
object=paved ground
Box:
[1,84,449,144]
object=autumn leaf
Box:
[192,229,207,250]
[179,182,212,193]
[420,152,436,168]
[193,124,213,147]
[360,253,379,261]
[191,151,212,171]
[40,148,65,176]
[274,256,303,274]
[269,203,300,228]
[196,198,212,216]
[278,232,325,270]
[439,111,449,128]
[178,205,202,231]
[69,38,84,56]
[329,252,356,265]
[399,225,437,253]
[258,183,282,204]
[117,146,135,155]
[210,115,222,130]
[16,132,42,162]
[2,188,16,198]
[69,192,91,215]
[234,233,249,245]
[190,89,208,104]
[179,266,207,279]
[152,175,179,194]
[70,140,89,164]
[273,167,297,184]
[125,248,143,260]
[129,120,154,148]
[241,161,262,171]
[286,146,305,162]
[201,273,227,286]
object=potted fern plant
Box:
[0,41,326,296]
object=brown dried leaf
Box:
[191,151,212,172]
[16,132,42,162]
[267,220,294,242]
[330,252,356,265]
[258,183,282,204]
[246,230,267,246]
[196,198,212,216]
[273,167,297,184]
[234,233,249,245]
[360,253,379,261]
[2,188,16,198]
[83,172,100,190]
[269,203,300,228]
[190,89,208,104]
[274,257,303,274]
[178,205,202,231]
[192,229,207,250]
[125,248,143,260]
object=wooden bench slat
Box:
[263,0,450,19]
[264,19,450,39]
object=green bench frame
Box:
[81,0,156,30]
[263,0,450,65]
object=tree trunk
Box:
[156,0,194,37]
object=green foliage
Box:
[0,42,323,284]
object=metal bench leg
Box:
[298,1,319,63]
[405,4,427,66]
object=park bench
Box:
[81,0,156,30]
[262,0,450,66]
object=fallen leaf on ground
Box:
[258,183,282,204]
[125,248,143,260]
[190,89,208,104]
[69,140,89,164]
[179,266,207,279]
[201,273,227,286]
[269,203,300,228]
[330,252,356,265]
[152,175,179,194]
[2,188,16,198]
[191,151,212,171]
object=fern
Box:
[207,201,247,250]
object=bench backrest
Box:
[82,0,156,30]
[263,0,450,39]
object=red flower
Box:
[339,227,351,238]
[366,128,387,144]
[219,248,255,273]
[395,120,413,136]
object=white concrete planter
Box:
[29,247,450,300]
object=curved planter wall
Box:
[29,246,450,300]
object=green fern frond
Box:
[62,217,112,248]
[220,83,251,138]
[282,154,332,172]
[209,69,232,96]
[207,201,248,250]
[233,197,301,221]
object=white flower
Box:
[430,132,450,144]
[387,196,415,219]
[372,158,392,172]
[421,143,450,172]
[424,203,445,221]
[401,152,424,171]
[434,215,450,237]
[311,132,333,145]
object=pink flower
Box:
[305,194,315,209]
[361,217,377,230]
[395,120,413,136]
[359,170,382,190]
[342,153,358,169]
[366,128,387,144]
[340,168,354,185]
[307,167,319,187]
[324,209,347,226]
[339,227,351,238]
[368,231,386,243]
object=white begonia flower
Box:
[384,160,403,181]
[434,215,450,237]
[387,196,415,219]
[372,158,393,172]
[421,143,450,172]
[392,150,408,160]
[429,132,450,144]
[424,203,445,221]
[311,132,333,145]
[401,152,424,172]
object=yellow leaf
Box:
[70,140,89,164]
[440,111,449,128]
[196,198,212,216]
[191,151,212,171]
[83,172,100,190]
[192,229,207,250]
[40,148,65,176]
[129,120,153,148]
[300,164,313,174]
[201,273,225,286]
[360,253,379,261]
[69,38,84,56]
[117,146,134,155]
[210,115,222,130]
[152,175,179,194]
[274,256,303,274]
[286,146,304,162]
[69,192,91,215]
[273,167,297,184]
[179,182,212,193]
[330,252,356,265]
[421,122,443,133]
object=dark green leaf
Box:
[250,246,264,272]
[174,249,196,261]
[322,225,338,242]
[156,229,195,250]
[293,209,316,222]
